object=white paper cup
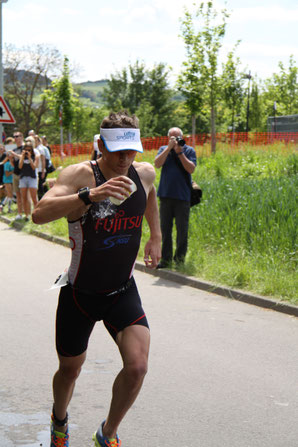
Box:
[109,179,137,205]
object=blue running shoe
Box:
[93,420,121,447]
[51,418,69,447]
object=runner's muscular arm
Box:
[32,162,137,225]
[32,163,90,224]
[144,184,162,268]
[136,162,162,268]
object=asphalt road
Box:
[0,221,297,447]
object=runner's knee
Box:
[58,357,85,382]
[124,357,148,383]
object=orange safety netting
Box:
[50,132,298,164]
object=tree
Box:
[221,46,244,133]
[3,44,62,135]
[44,56,79,143]
[177,9,207,144]
[179,1,229,152]
[103,61,145,112]
[135,100,157,137]
[263,55,298,118]
[72,104,109,143]
[146,63,176,135]
[103,60,175,135]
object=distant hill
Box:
[4,70,182,108]
[74,79,109,107]
[4,69,50,86]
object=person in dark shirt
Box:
[155,127,197,268]
[18,140,40,219]
[11,131,25,220]
[0,144,6,184]
[33,111,161,447]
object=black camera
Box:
[23,148,29,158]
[176,136,185,147]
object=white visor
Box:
[100,128,143,153]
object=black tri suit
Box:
[56,161,149,357]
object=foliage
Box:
[178,1,229,151]
[140,145,298,302]
[3,42,298,144]
[262,55,298,118]
[43,56,79,140]
[220,47,244,131]
[3,43,63,135]
[3,144,296,302]
[103,60,176,136]
[71,104,109,142]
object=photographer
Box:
[154,127,197,268]
[18,140,40,220]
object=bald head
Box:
[168,127,183,138]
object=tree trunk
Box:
[211,107,216,153]
[191,114,196,148]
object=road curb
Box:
[134,263,298,318]
[1,215,297,318]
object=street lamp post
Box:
[0,0,8,142]
[273,101,277,133]
[244,71,252,134]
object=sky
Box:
[2,0,298,84]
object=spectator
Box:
[154,127,197,268]
[18,140,40,220]
[34,135,46,200]
[44,143,55,174]
[42,135,52,154]
[4,136,17,152]
[11,131,25,220]
[43,142,55,194]
[0,144,7,209]
[28,129,35,137]
[1,152,14,213]
[91,134,101,160]
[0,143,7,185]
[0,137,17,171]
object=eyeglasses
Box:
[13,134,22,138]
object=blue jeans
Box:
[159,197,190,263]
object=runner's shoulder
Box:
[133,161,156,183]
[56,160,92,185]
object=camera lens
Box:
[176,137,185,147]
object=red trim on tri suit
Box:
[104,314,146,337]
[129,314,146,326]
[72,288,95,323]
[104,320,118,335]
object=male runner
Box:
[32,111,161,447]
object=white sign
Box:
[0,96,16,124]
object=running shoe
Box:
[93,421,121,447]
[51,420,69,447]
[15,214,23,220]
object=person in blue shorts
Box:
[33,111,161,447]
[18,140,40,220]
